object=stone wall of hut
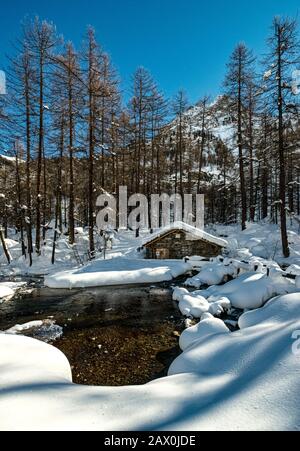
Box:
[145,230,222,259]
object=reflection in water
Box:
[0,282,184,387]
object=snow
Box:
[173,286,231,318]
[185,260,236,287]
[4,320,44,334]
[3,320,63,343]
[178,293,210,318]
[0,282,25,303]
[3,220,299,280]
[45,258,192,289]
[0,284,14,301]
[1,293,300,431]
[217,221,300,267]
[286,264,300,276]
[2,221,300,430]
[179,313,230,351]
[176,267,297,314]
[264,69,272,80]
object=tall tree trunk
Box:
[277,26,290,258]
[68,65,75,245]
[238,54,247,231]
[36,53,44,255]
[25,72,33,266]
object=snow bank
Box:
[179,313,230,351]
[0,284,14,301]
[203,269,295,310]
[185,261,236,287]
[167,294,300,429]
[4,320,63,343]
[0,335,72,389]
[45,258,192,289]
[213,222,300,266]
[178,293,210,318]
[1,294,300,431]
[0,282,25,303]
[176,267,297,315]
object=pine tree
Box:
[263,17,300,257]
[224,43,255,230]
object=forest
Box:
[0,15,300,264]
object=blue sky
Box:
[0,0,299,103]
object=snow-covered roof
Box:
[142,222,228,248]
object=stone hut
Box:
[142,222,227,260]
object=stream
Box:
[0,278,184,387]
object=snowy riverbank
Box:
[1,292,300,431]
[1,221,300,430]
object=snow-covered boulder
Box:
[173,287,189,302]
[0,334,72,387]
[0,282,26,303]
[4,320,63,343]
[178,294,210,318]
[173,286,231,319]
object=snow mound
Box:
[45,258,192,289]
[179,313,230,351]
[185,261,236,287]
[178,294,210,318]
[173,287,231,318]
[0,282,26,303]
[205,269,295,310]
[0,284,14,301]
[168,294,300,430]
[182,268,297,314]
[4,320,63,343]
[1,294,300,431]
[0,334,72,388]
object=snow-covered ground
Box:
[2,220,300,278]
[3,320,63,343]
[1,220,300,430]
[1,293,300,431]
[0,282,26,304]
[45,258,192,289]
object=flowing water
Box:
[0,279,184,386]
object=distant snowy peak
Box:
[167,95,236,145]
[163,95,237,181]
